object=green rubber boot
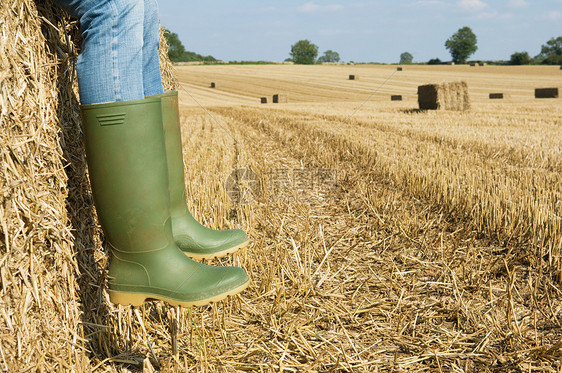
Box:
[81,97,249,307]
[153,91,249,260]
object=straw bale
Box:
[489,93,504,99]
[397,67,403,71]
[0,1,176,370]
[210,82,215,88]
[260,97,267,104]
[417,81,470,111]
[390,95,402,101]
[272,94,287,103]
[535,88,559,99]
[348,74,356,80]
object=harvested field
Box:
[164,63,562,371]
[3,10,562,369]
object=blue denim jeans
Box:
[52,0,164,104]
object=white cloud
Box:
[412,0,445,5]
[457,0,488,11]
[298,2,344,13]
[544,10,561,20]
[477,10,498,19]
[507,0,528,7]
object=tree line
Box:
[290,28,562,66]
[164,26,562,66]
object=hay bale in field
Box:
[391,95,403,101]
[349,74,357,80]
[470,62,477,66]
[417,81,470,111]
[448,61,455,65]
[210,82,216,88]
[272,94,287,103]
[0,1,177,370]
[261,97,267,104]
[535,88,559,99]
[489,93,504,99]
[479,62,487,66]
[397,67,403,71]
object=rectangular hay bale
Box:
[272,94,287,103]
[349,75,356,80]
[417,81,470,111]
[391,95,403,101]
[261,97,267,104]
[210,82,216,88]
[535,88,559,99]
[489,93,503,99]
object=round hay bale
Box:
[0,1,177,370]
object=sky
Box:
[158,0,562,63]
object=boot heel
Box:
[109,290,148,307]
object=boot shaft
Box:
[151,91,188,217]
[80,97,173,253]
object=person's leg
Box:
[80,97,249,307]
[51,0,146,104]
[142,0,164,96]
[148,91,250,260]
[50,0,250,306]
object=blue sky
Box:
[158,0,562,63]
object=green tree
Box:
[317,50,341,63]
[163,28,216,62]
[290,40,319,65]
[510,51,531,65]
[427,58,442,65]
[445,26,478,64]
[163,29,187,62]
[536,36,562,65]
[400,52,413,64]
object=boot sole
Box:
[109,278,249,307]
[183,239,250,261]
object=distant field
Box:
[163,64,562,371]
[173,64,562,106]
